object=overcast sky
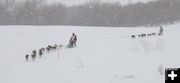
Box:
[46,0,156,6]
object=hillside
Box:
[0,23,180,83]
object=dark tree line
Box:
[0,0,66,25]
[0,0,180,27]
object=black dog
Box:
[131,35,136,39]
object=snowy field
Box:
[0,23,180,83]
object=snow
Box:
[0,23,180,83]
[29,0,157,6]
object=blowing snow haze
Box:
[46,0,156,6]
[0,0,179,26]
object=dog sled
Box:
[66,41,74,48]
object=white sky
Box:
[47,0,156,6]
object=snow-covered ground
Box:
[0,23,180,83]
